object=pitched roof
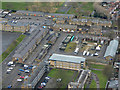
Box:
[104,39,119,57]
[49,53,86,64]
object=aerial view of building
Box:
[1,1,120,90]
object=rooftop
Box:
[49,53,86,64]
[104,39,119,57]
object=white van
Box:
[74,48,79,55]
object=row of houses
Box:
[0,20,30,33]
[68,18,112,27]
[12,28,49,64]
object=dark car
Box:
[18,72,22,75]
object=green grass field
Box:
[90,80,97,88]
[67,2,94,16]
[65,42,77,53]
[2,2,64,12]
[92,70,107,88]
[89,64,105,69]
[48,68,78,88]
[0,34,26,63]
[2,2,32,10]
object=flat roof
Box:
[49,53,86,64]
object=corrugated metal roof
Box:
[49,53,86,63]
[104,39,119,57]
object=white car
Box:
[7,69,11,72]
[45,77,50,80]
[41,82,46,86]
[17,79,22,82]
[9,67,13,70]
[11,64,15,67]
[25,70,29,73]
[71,30,74,33]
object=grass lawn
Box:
[2,2,64,12]
[89,80,97,88]
[89,64,105,69]
[48,68,78,88]
[2,2,32,10]
[65,42,77,53]
[0,34,26,63]
[92,70,107,88]
[67,2,94,16]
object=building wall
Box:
[1,23,30,33]
[50,60,85,71]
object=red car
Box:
[20,76,24,79]
[37,85,43,89]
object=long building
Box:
[1,21,30,33]
[52,24,77,31]
[104,39,119,61]
[49,53,86,71]
[12,28,48,63]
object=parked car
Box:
[11,64,15,67]
[20,76,24,79]
[19,69,24,72]
[45,76,50,80]
[9,67,13,70]
[7,85,12,88]
[18,72,22,75]
[17,79,22,82]
[24,70,29,73]
[37,85,43,89]
[41,82,46,87]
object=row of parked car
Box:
[37,76,50,89]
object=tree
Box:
[102,65,114,79]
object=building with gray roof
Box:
[104,39,119,60]
[68,69,91,88]
[12,28,48,63]
[49,53,86,70]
